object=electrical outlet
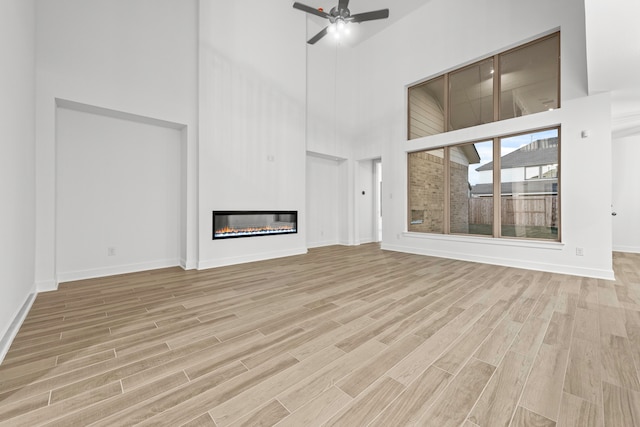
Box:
[108,247,116,256]
[576,247,584,256]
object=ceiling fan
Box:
[293,0,390,44]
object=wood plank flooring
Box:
[1,245,639,426]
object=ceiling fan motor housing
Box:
[330,6,350,19]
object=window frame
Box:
[407,126,561,242]
[407,32,560,140]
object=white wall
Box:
[56,107,182,281]
[0,0,37,358]
[357,159,375,243]
[306,39,358,161]
[198,0,308,267]
[304,28,363,247]
[612,134,640,253]
[306,154,342,248]
[347,0,613,278]
[35,0,199,289]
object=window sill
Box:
[403,232,565,251]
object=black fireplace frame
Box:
[212,210,298,240]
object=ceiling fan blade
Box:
[349,9,389,23]
[338,0,350,11]
[293,2,330,19]
[307,26,329,44]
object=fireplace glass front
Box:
[212,211,297,239]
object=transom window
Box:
[408,32,560,139]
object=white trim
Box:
[180,258,198,270]
[307,240,340,249]
[357,237,375,245]
[0,292,36,364]
[197,247,308,270]
[382,242,615,280]
[37,279,58,293]
[55,98,186,130]
[402,231,565,250]
[56,259,181,284]
[613,245,640,254]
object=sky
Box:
[467,128,558,185]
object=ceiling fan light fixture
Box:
[293,1,389,45]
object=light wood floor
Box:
[1,245,639,426]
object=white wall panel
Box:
[0,0,36,360]
[35,0,198,288]
[612,134,640,253]
[306,154,341,247]
[198,0,308,268]
[56,108,181,281]
[357,160,375,243]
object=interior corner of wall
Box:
[181,258,198,270]
[36,279,58,293]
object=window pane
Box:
[408,148,444,233]
[541,164,558,178]
[500,34,559,120]
[408,77,445,139]
[452,141,493,235]
[525,166,540,180]
[449,58,494,131]
[500,129,559,240]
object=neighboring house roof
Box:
[461,144,481,165]
[476,137,558,171]
[471,180,558,196]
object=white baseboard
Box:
[307,239,340,249]
[0,292,36,364]
[382,243,615,280]
[180,258,198,270]
[56,259,181,284]
[613,245,640,254]
[197,247,308,270]
[357,237,374,245]
[36,279,58,293]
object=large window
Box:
[499,130,559,239]
[408,128,560,241]
[408,33,559,139]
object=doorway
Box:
[612,134,640,253]
[375,159,382,242]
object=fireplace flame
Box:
[215,225,296,236]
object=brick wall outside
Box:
[450,161,470,233]
[408,151,444,233]
[408,150,470,234]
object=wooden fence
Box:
[469,196,558,227]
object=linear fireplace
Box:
[212,211,298,240]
